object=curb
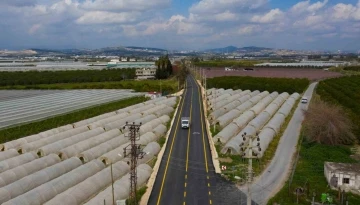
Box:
[140,90,184,205]
[196,80,221,174]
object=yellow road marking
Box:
[185,84,194,172]
[185,174,187,179]
[194,76,209,173]
[209,191,211,195]
[185,182,187,187]
[208,183,210,187]
[183,202,186,205]
[184,192,187,197]
[156,80,188,205]
[210,200,212,204]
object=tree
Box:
[155,55,173,79]
[303,98,355,145]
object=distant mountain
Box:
[205,46,273,53]
[23,46,168,56]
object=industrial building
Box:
[255,60,349,67]
[325,162,360,195]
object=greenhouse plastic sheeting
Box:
[123,141,160,165]
[232,111,255,128]
[0,154,60,188]
[58,129,122,160]
[37,127,105,157]
[154,106,174,118]
[0,157,82,203]
[139,118,163,135]
[264,113,286,134]
[153,124,167,138]
[0,124,74,151]
[99,132,157,165]
[0,150,19,161]
[216,110,242,128]
[84,164,153,205]
[213,123,240,144]
[0,152,38,173]
[78,134,128,163]
[86,112,130,130]
[73,112,117,128]
[222,125,257,155]
[43,160,129,205]
[4,159,106,205]
[252,128,277,158]
[103,113,142,131]
[18,126,90,153]
[141,104,167,116]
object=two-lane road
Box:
[149,76,215,205]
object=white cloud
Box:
[76,11,139,24]
[81,0,170,12]
[251,9,284,23]
[189,0,267,14]
[28,24,42,34]
[290,0,328,15]
[238,25,261,35]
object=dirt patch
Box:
[202,67,342,81]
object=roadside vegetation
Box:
[207,76,309,94]
[343,66,360,72]
[0,96,147,143]
[0,68,135,86]
[194,60,260,67]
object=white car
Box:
[181,117,190,129]
[301,97,308,104]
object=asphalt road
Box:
[149,75,249,205]
[240,82,318,205]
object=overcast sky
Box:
[1,0,360,51]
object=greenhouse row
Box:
[0,96,178,204]
[0,89,144,129]
[207,88,299,157]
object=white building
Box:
[136,68,156,80]
[324,162,360,195]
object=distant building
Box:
[120,57,127,62]
[324,162,360,195]
[255,60,348,68]
[136,68,156,80]
[107,62,155,69]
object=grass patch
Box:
[126,186,147,205]
[0,79,178,93]
[0,96,147,143]
[268,141,360,205]
[147,157,157,168]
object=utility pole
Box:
[240,132,260,205]
[123,122,145,205]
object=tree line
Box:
[0,68,136,86]
[207,76,309,94]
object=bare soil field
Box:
[203,67,342,81]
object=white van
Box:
[181,117,190,129]
[301,97,308,104]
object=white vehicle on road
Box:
[301,97,308,104]
[181,117,190,129]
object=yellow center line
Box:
[210,200,213,204]
[209,191,211,195]
[156,80,188,205]
[194,76,209,173]
[184,191,187,197]
[185,182,187,187]
[185,82,194,172]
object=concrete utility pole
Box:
[240,132,261,205]
[123,122,145,205]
